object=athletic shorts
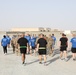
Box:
[71,48,76,53]
[60,46,67,51]
[38,49,46,55]
[20,48,27,54]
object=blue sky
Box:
[0,0,76,31]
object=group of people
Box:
[1,33,76,66]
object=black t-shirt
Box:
[37,38,47,47]
[17,37,28,46]
[60,37,68,46]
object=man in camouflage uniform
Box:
[11,35,20,56]
[11,36,16,53]
[15,35,21,56]
[47,34,54,56]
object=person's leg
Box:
[43,55,47,63]
[43,55,47,66]
[3,46,5,54]
[72,53,75,59]
[13,46,15,53]
[51,45,55,57]
[49,46,52,55]
[75,53,76,59]
[34,49,36,55]
[64,51,67,58]
[60,51,63,58]
[52,45,54,53]
[64,50,68,61]
[39,55,42,63]
[30,46,32,55]
[22,53,26,64]
[33,47,36,56]
[4,46,7,54]
[27,46,30,54]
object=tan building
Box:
[11,27,52,32]
[11,28,39,32]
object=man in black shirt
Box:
[17,34,28,64]
[37,33,47,65]
[59,33,68,61]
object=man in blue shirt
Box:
[70,33,76,61]
[51,34,56,57]
[1,35,8,54]
[51,34,56,45]
[30,35,36,55]
[6,35,11,48]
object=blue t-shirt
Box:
[1,38,8,46]
[30,37,36,47]
[6,36,11,44]
[70,37,76,48]
[24,36,31,45]
[51,36,56,45]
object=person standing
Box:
[59,33,68,61]
[36,33,47,65]
[24,34,31,54]
[30,35,36,55]
[51,34,56,56]
[11,36,16,53]
[1,35,8,54]
[6,35,11,48]
[70,33,76,61]
[47,34,54,56]
[17,34,28,64]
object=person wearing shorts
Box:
[37,33,47,65]
[24,34,31,54]
[17,34,28,64]
[59,33,68,61]
[70,33,76,61]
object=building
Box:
[11,27,52,32]
[11,28,39,32]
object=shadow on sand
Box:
[46,56,59,66]
[24,59,39,66]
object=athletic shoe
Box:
[39,62,42,64]
[22,62,25,64]
[4,53,7,55]
[60,57,64,60]
[64,58,68,62]
[44,62,47,66]
[73,58,76,61]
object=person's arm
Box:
[26,42,29,49]
[66,41,68,47]
[69,39,72,49]
[36,43,39,51]
[1,39,2,46]
[58,41,61,49]
[16,39,19,49]
[66,38,68,47]
[59,38,61,48]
